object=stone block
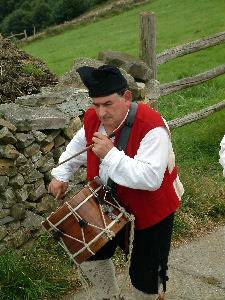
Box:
[21,210,45,231]
[2,187,16,208]
[31,151,42,163]
[0,208,10,219]
[15,154,28,167]
[37,156,55,173]
[23,143,40,158]
[98,50,151,83]
[40,141,54,154]
[24,169,44,183]
[54,134,66,148]
[44,129,61,143]
[63,117,82,139]
[11,228,30,248]
[15,185,28,202]
[53,145,66,162]
[0,175,9,191]
[0,118,17,132]
[18,160,34,176]
[10,203,26,221]
[15,93,65,107]
[0,242,7,254]
[15,132,35,148]
[9,173,25,189]
[0,144,20,160]
[0,103,69,131]
[36,194,57,215]
[34,152,51,169]
[6,221,20,234]
[0,127,17,144]
[0,158,17,177]
[0,216,14,225]
[32,130,47,142]
[56,94,90,118]
[27,179,47,201]
[0,225,7,241]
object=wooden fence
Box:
[7,26,36,40]
[139,12,225,129]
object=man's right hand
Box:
[48,178,68,199]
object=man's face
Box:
[92,91,132,130]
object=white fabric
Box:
[51,125,172,191]
[80,259,119,300]
[219,135,225,176]
[163,117,184,200]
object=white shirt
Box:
[219,135,225,176]
[51,125,172,191]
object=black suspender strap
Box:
[107,102,138,191]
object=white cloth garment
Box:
[80,259,119,300]
[51,125,171,190]
[219,135,225,176]
[133,287,161,300]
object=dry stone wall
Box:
[0,87,91,253]
[0,55,147,253]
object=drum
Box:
[42,179,130,264]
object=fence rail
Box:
[168,100,225,129]
[140,12,225,128]
[8,29,27,39]
[160,64,225,96]
[157,31,225,65]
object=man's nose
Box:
[98,105,106,117]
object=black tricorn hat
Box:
[76,65,128,97]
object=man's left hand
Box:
[92,132,114,159]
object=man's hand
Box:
[48,178,68,199]
[92,132,114,159]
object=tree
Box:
[1,8,33,36]
[31,0,53,31]
[52,0,92,24]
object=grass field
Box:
[2,0,224,298]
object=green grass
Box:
[21,0,225,75]
[21,0,225,118]
[172,110,225,239]
[22,64,45,77]
[0,234,79,300]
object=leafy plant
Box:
[22,64,45,77]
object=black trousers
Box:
[89,213,175,294]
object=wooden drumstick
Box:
[54,106,130,169]
[54,132,115,168]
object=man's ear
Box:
[124,90,133,104]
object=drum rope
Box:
[118,215,135,299]
[46,183,135,300]
[108,192,135,299]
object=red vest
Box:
[84,102,181,229]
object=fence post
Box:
[140,12,159,108]
[24,29,27,39]
[33,25,36,36]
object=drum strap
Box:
[107,101,138,191]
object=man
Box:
[48,65,184,300]
[219,135,225,175]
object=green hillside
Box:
[1,0,224,299]
[21,0,225,118]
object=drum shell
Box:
[42,181,128,264]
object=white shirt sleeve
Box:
[51,126,87,182]
[101,127,171,190]
[219,135,225,176]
